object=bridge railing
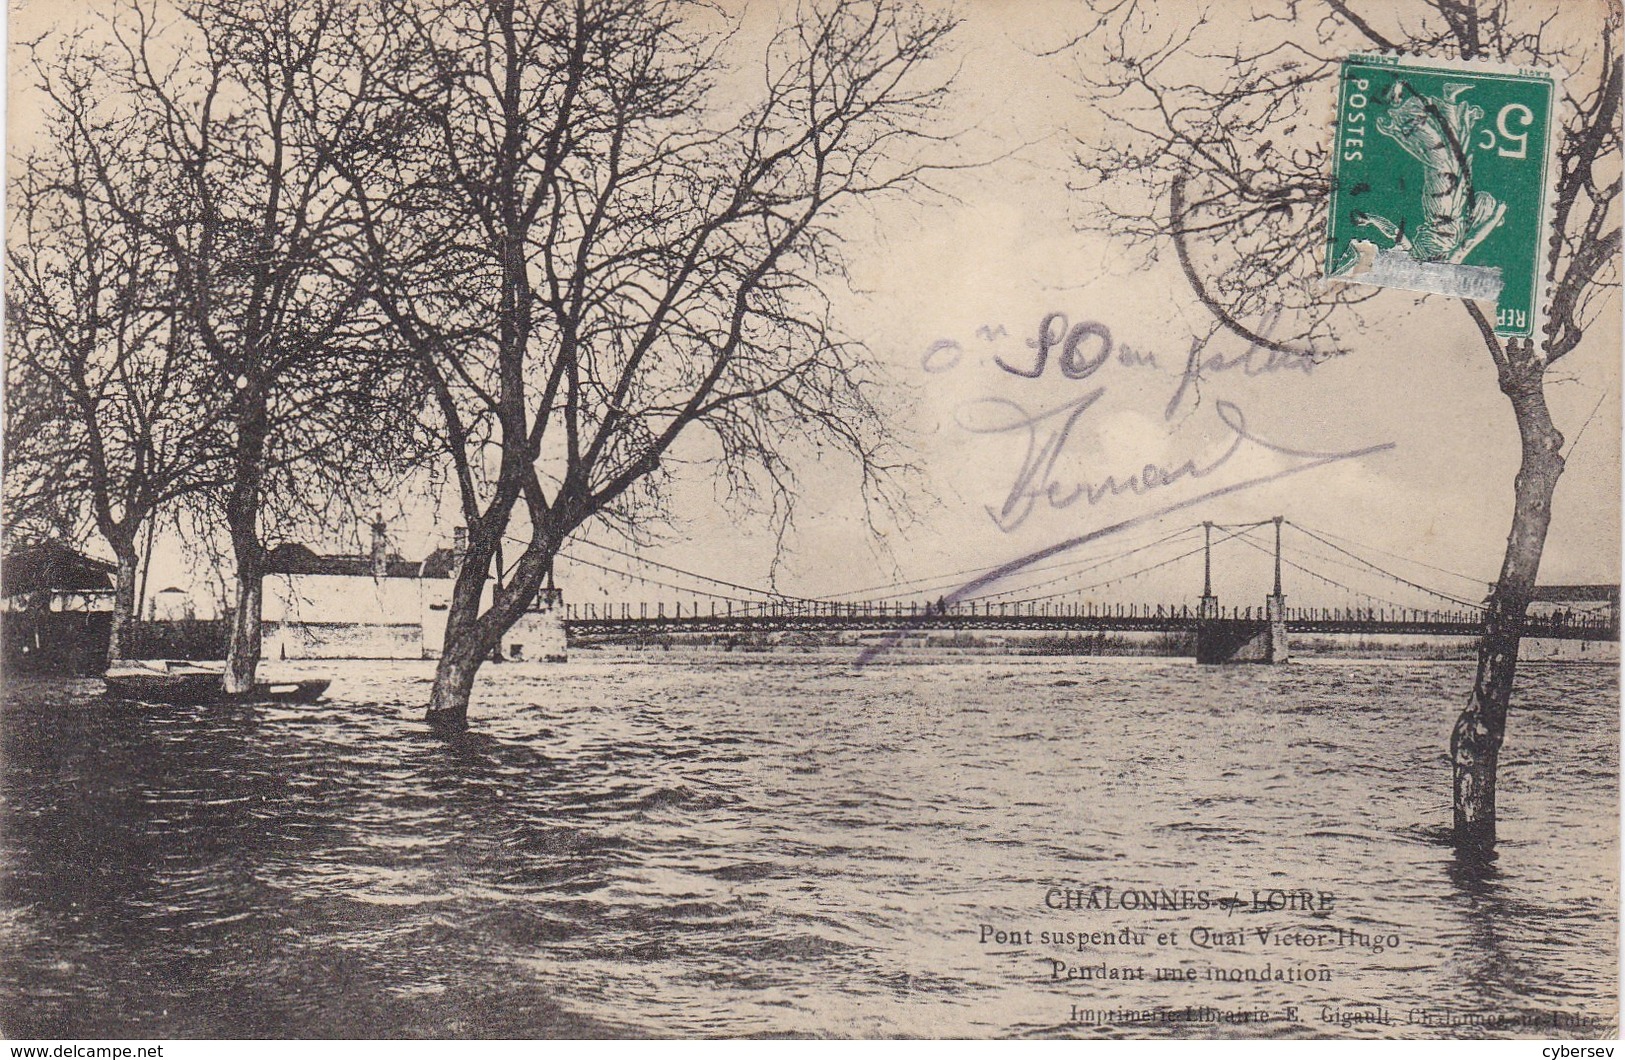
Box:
[559,599,1216,621]
[1282,606,1486,625]
[1280,606,1614,637]
[555,600,1616,639]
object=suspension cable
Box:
[1287,519,1488,587]
[1287,522,1482,607]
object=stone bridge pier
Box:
[1195,597,1289,664]
[507,585,568,663]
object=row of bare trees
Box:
[9,0,426,678]
[13,0,1610,857]
[6,0,955,723]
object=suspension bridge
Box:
[532,518,1618,663]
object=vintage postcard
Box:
[2,0,1618,1044]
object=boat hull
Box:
[104,665,331,705]
[104,672,223,704]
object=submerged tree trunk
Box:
[426,553,496,733]
[1451,355,1565,858]
[106,540,139,667]
[426,524,554,733]
[224,402,269,695]
[225,526,265,694]
[426,630,490,734]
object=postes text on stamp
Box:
[1325,54,1559,339]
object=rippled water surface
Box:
[1,654,1616,1038]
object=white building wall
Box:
[263,572,446,660]
[151,589,196,621]
[259,571,500,660]
[417,579,499,659]
[264,573,425,626]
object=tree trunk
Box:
[225,529,264,694]
[106,541,140,667]
[1451,356,1564,858]
[426,555,496,732]
[426,621,488,734]
[426,529,553,733]
[224,400,269,695]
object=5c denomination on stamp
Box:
[1325,53,1560,339]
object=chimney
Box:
[452,527,467,574]
[371,516,389,577]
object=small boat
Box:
[105,660,226,704]
[104,660,330,705]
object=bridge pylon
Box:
[1266,516,1289,663]
[1199,521,1219,620]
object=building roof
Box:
[264,542,429,579]
[1530,584,1620,603]
[2,541,117,596]
[420,547,459,579]
[263,541,477,580]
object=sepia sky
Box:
[7,0,1620,614]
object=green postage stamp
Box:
[1325,54,1559,339]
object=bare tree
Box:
[1066,0,1620,855]
[2,349,95,551]
[348,0,956,730]
[6,39,228,664]
[78,0,419,691]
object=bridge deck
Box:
[561,612,1615,642]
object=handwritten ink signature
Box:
[893,311,1367,665]
[959,391,1287,533]
[934,312,1332,534]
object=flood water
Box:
[1,654,1616,1039]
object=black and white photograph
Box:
[0,0,1619,1042]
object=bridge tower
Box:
[534,584,568,663]
[1199,521,1219,620]
[1265,516,1289,664]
